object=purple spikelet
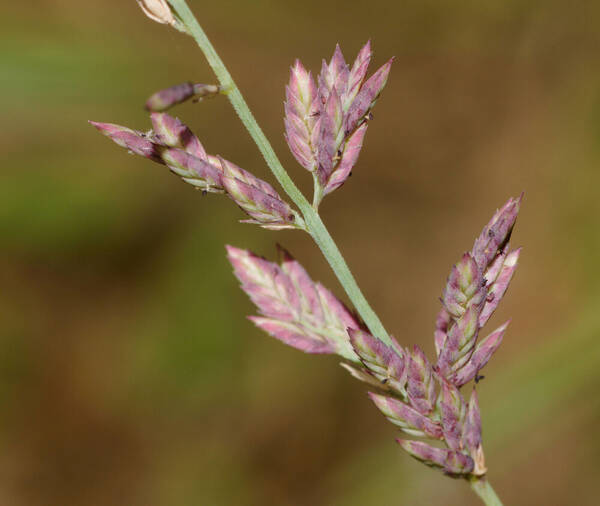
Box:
[438,379,466,451]
[226,246,361,360]
[443,451,475,475]
[284,60,319,171]
[317,45,349,107]
[161,149,224,191]
[449,321,509,387]
[220,157,299,230]
[345,41,372,108]
[89,121,164,163]
[472,195,521,269]
[397,440,474,475]
[150,112,207,160]
[323,123,368,195]
[344,57,393,133]
[435,196,522,381]
[145,82,220,112]
[90,119,225,192]
[316,88,344,186]
[284,42,393,202]
[479,248,521,327]
[370,393,443,439]
[464,389,487,476]
[407,346,437,415]
[434,307,451,357]
[348,328,406,394]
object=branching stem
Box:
[165,3,506,505]
[167,0,390,346]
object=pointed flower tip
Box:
[89,120,119,135]
[381,57,395,76]
[346,327,359,338]
[89,120,162,160]
[225,244,245,260]
[510,246,523,257]
[354,40,372,63]
[378,57,395,73]
[396,438,409,449]
[366,391,379,402]
[291,59,307,76]
[331,44,346,63]
[490,319,511,335]
[89,120,110,136]
[89,119,131,137]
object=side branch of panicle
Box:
[227,246,362,360]
[339,195,522,479]
[435,195,522,384]
[284,42,393,205]
[90,107,301,230]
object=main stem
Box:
[470,477,503,506]
[168,0,390,345]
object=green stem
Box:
[312,173,323,210]
[469,477,503,506]
[167,0,390,345]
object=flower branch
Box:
[88,2,527,504]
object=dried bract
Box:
[136,0,176,26]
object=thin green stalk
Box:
[167,0,390,345]
[469,477,503,506]
[312,173,324,209]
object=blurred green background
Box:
[1,1,599,504]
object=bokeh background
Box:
[2,1,599,504]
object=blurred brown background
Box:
[1,1,599,504]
